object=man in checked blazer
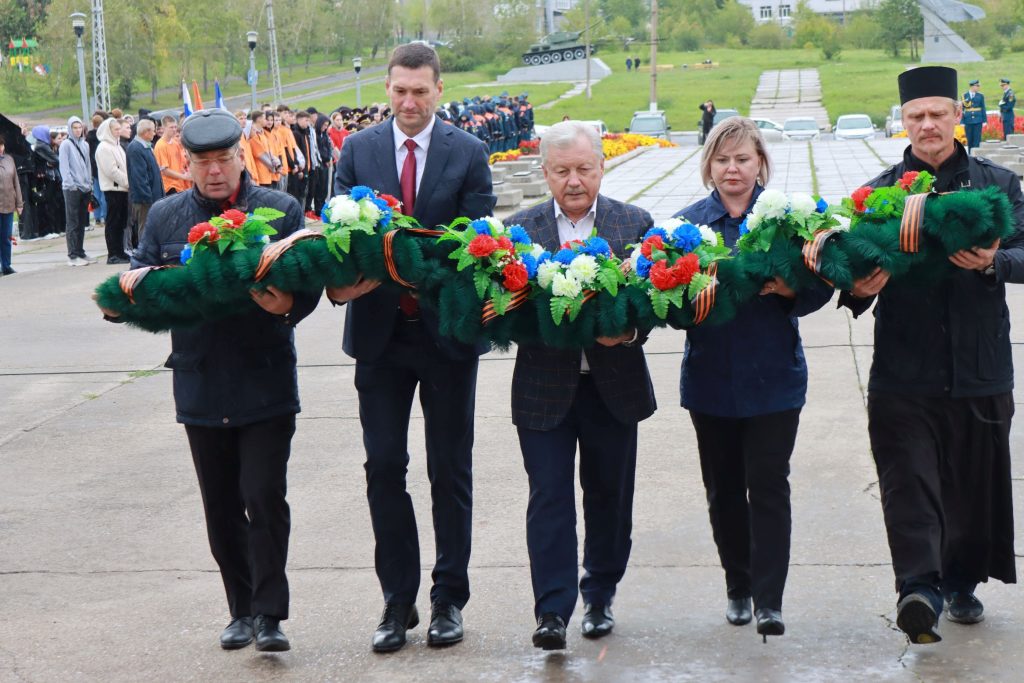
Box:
[504,121,656,650]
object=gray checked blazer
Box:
[506,194,657,431]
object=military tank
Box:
[522,31,594,66]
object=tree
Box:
[875,0,922,59]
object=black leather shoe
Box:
[532,612,567,650]
[1,267,15,275]
[896,593,942,644]
[254,615,290,652]
[726,597,752,626]
[581,603,614,639]
[946,592,984,624]
[372,603,419,653]
[219,616,254,650]
[427,602,464,647]
[755,608,785,643]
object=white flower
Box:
[746,212,763,231]
[832,214,852,232]
[484,216,504,234]
[755,189,789,219]
[530,243,546,259]
[551,271,582,298]
[359,198,382,222]
[698,225,717,245]
[568,254,598,284]
[327,196,361,224]
[660,217,684,232]
[629,245,642,272]
[537,261,562,289]
[789,193,817,218]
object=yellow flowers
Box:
[891,125,967,145]
[490,150,523,164]
[602,133,676,160]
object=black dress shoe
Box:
[106,256,129,265]
[726,597,752,626]
[896,594,941,644]
[254,615,290,652]
[220,616,254,650]
[1,267,15,275]
[532,612,567,650]
[372,603,419,653]
[755,608,785,643]
[581,603,614,639]
[945,592,984,624]
[427,602,464,646]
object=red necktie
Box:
[398,138,420,317]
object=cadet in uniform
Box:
[961,79,985,150]
[998,78,1015,140]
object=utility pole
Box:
[265,0,284,103]
[584,0,591,100]
[649,0,658,111]
[91,0,110,111]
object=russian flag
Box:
[192,81,204,111]
[214,80,228,110]
[182,81,193,117]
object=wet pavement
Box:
[1,144,1021,682]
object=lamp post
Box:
[70,13,89,123]
[247,31,258,112]
[353,56,362,108]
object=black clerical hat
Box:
[898,66,957,105]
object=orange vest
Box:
[154,136,191,193]
[238,133,258,180]
[248,129,275,186]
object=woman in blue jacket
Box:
[674,117,832,640]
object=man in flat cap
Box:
[103,108,320,653]
[961,79,985,150]
[998,78,1015,140]
[841,66,1024,645]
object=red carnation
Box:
[640,235,664,259]
[898,171,919,191]
[649,259,679,291]
[496,236,513,251]
[851,186,873,213]
[380,193,401,209]
[220,209,247,227]
[467,234,499,258]
[188,222,220,244]
[502,261,529,291]
[672,253,700,285]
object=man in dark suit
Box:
[327,43,495,653]
[505,121,656,650]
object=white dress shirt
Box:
[393,116,435,194]
[554,199,598,372]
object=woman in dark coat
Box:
[698,100,716,144]
[29,126,65,237]
[673,117,832,641]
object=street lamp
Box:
[353,56,362,108]
[70,13,89,123]
[246,31,258,112]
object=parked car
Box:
[884,105,903,137]
[834,114,876,140]
[146,108,184,124]
[751,117,783,141]
[627,111,670,139]
[579,120,609,137]
[781,117,820,141]
[697,108,739,144]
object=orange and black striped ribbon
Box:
[481,286,531,325]
[899,192,928,253]
[253,228,325,283]
[692,261,719,325]
[382,226,445,289]
[118,265,176,305]
[801,228,840,287]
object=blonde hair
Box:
[700,117,772,189]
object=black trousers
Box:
[104,190,128,260]
[868,391,1016,597]
[307,166,328,214]
[184,413,295,620]
[355,320,478,609]
[517,374,638,622]
[690,408,801,612]
[287,172,308,213]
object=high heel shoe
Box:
[755,608,784,643]
[726,597,752,625]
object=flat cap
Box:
[969,79,979,86]
[1001,78,1011,84]
[180,109,242,153]
[898,66,957,105]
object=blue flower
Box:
[553,248,575,265]
[180,244,192,265]
[520,253,538,278]
[582,236,611,258]
[815,198,829,213]
[643,227,668,240]
[671,223,702,252]
[470,218,492,236]
[509,225,532,246]
[320,205,331,223]
[372,197,393,227]
[537,250,552,264]
[739,218,750,236]
[349,186,374,202]
[636,255,653,277]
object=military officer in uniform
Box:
[998,78,1015,140]
[961,79,985,150]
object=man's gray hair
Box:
[136,119,155,134]
[540,120,603,165]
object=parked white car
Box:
[884,105,904,137]
[834,114,876,140]
[751,117,783,141]
[782,117,820,141]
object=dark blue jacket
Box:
[962,91,986,126]
[675,186,833,418]
[132,172,319,427]
[126,138,164,205]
